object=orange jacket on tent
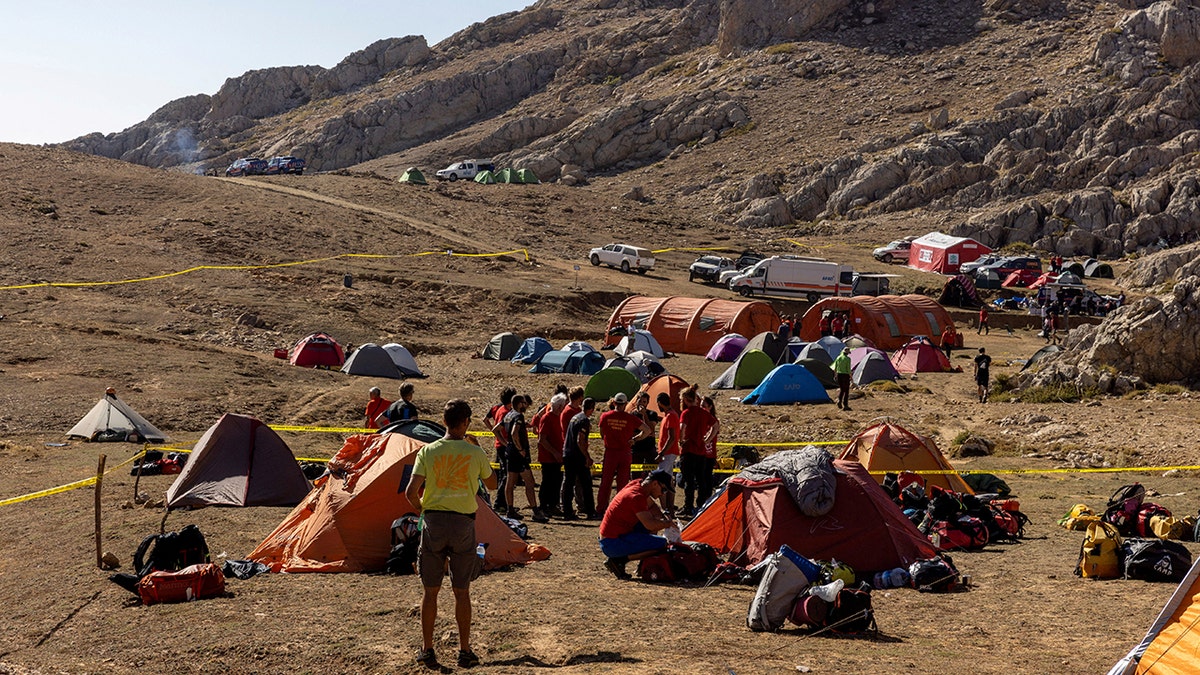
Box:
[248,433,550,572]
[839,420,973,495]
[890,337,952,373]
[605,296,780,356]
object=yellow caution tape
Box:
[650,247,737,254]
[0,451,145,507]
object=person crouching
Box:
[598,470,677,580]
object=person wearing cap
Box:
[833,347,852,411]
[363,386,392,430]
[598,470,676,580]
[596,393,652,513]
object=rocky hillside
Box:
[61,0,1200,274]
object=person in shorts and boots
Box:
[974,347,992,403]
[503,394,548,522]
[404,399,497,669]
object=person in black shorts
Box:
[974,347,992,403]
[561,397,598,520]
[503,395,548,522]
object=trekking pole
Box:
[801,609,870,639]
[95,454,106,568]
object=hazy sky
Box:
[0,1,530,145]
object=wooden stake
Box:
[132,447,145,501]
[95,454,106,568]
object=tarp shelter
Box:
[802,295,954,351]
[839,420,973,494]
[711,349,775,390]
[516,168,540,184]
[890,337,953,373]
[1085,258,1115,279]
[529,349,604,375]
[494,168,516,183]
[604,351,664,383]
[796,342,833,367]
[814,335,848,361]
[166,414,310,509]
[341,344,404,379]
[248,433,550,572]
[627,374,689,414]
[382,343,425,378]
[510,337,553,364]
[745,331,789,364]
[852,351,900,385]
[483,332,521,361]
[66,392,168,443]
[1109,557,1200,674]
[908,232,992,274]
[584,367,641,401]
[1021,344,1062,371]
[795,358,836,389]
[605,296,780,356]
[614,329,666,358]
[742,364,831,405]
[290,333,345,368]
[938,274,983,309]
[473,170,496,184]
[706,333,748,362]
[682,458,939,571]
[397,167,427,184]
[561,341,597,353]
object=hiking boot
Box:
[560,511,578,521]
[531,508,550,523]
[415,648,437,667]
[457,649,481,668]
[505,508,524,520]
[604,556,632,580]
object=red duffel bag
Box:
[137,563,225,605]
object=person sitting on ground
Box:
[940,324,957,360]
[598,470,677,580]
[376,382,418,427]
[364,386,392,430]
[502,395,549,523]
[974,347,992,403]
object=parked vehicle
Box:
[716,253,766,286]
[264,156,306,175]
[980,255,1043,278]
[225,158,267,177]
[727,255,854,302]
[959,253,1004,275]
[435,159,495,181]
[851,273,897,297]
[872,237,916,264]
[589,243,655,274]
[689,255,736,283]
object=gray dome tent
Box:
[796,342,834,368]
[483,332,521,361]
[341,343,403,379]
[744,331,789,365]
[852,351,901,385]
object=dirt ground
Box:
[2,143,1199,674]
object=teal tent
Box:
[742,364,831,405]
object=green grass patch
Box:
[724,121,758,138]
[1153,383,1187,395]
[765,42,797,55]
[993,383,1099,404]
[952,430,971,446]
[602,75,622,86]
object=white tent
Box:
[381,343,426,378]
[614,329,665,358]
[560,341,597,352]
[67,392,168,443]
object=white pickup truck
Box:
[589,243,655,274]
[435,159,495,181]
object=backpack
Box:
[136,563,226,606]
[1075,521,1123,579]
[930,517,989,551]
[788,584,876,634]
[1103,483,1146,535]
[1121,538,1192,583]
[747,548,812,632]
[132,524,211,577]
[1059,504,1100,531]
[385,515,421,575]
[909,555,960,592]
[637,542,720,584]
[989,507,1029,543]
[1136,503,1173,538]
[961,473,1012,498]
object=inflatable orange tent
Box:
[249,433,549,572]
[800,295,953,351]
[605,296,780,356]
[839,420,973,495]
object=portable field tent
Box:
[530,349,604,375]
[341,343,404,379]
[742,364,831,405]
[839,420,973,494]
[795,358,836,389]
[516,168,540,184]
[604,351,665,383]
[397,167,427,184]
[681,457,939,571]
[1021,344,1062,371]
[382,343,425,378]
[710,349,775,390]
[627,374,689,414]
[890,337,952,373]
[289,333,345,368]
[166,414,310,509]
[561,340,597,353]
[1064,261,1086,277]
[375,418,446,443]
[494,168,516,183]
[605,296,780,356]
[614,329,666,358]
[796,342,834,367]
[483,332,521,361]
[66,391,168,443]
[813,335,847,361]
[849,346,889,369]
[705,334,748,362]
[843,334,876,350]
[852,351,900,386]
[785,337,809,362]
[510,337,553,364]
[1084,258,1115,279]
[473,170,496,184]
[908,232,991,274]
[584,367,642,402]
[1109,557,1200,674]
[248,433,550,573]
[745,331,789,364]
[801,295,953,351]
[938,274,983,309]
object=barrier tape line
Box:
[649,246,737,254]
[0,249,530,292]
[0,451,145,507]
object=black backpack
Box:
[826,583,877,634]
[1122,538,1192,583]
[909,555,960,592]
[133,524,210,577]
[385,515,420,575]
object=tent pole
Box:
[94,454,106,568]
[132,446,146,502]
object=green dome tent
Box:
[398,167,427,185]
[494,168,516,183]
[483,332,521,361]
[584,367,641,402]
[474,170,496,184]
[516,168,540,184]
[710,349,775,390]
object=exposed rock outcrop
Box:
[311,37,431,98]
[1123,240,1200,288]
[715,0,853,54]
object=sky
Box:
[0,1,530,145]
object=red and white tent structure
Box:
[909,232,991,275]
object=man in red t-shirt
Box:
[597,393,651,512]
[598,470,675,579]
[679,388,716,517]
[364,387,392,430]
[531,393,567,516]
[655,392,680,514]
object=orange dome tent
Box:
[839,420,973,495]
[800,295,953,351]
[248,433,549,573]
[605,296,780,356]
[624,374,690,414]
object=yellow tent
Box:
[839,419,973,495]
[1110,558,1200,674]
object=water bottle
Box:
[476,543,487,560]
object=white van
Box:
[434,159,495,181]
[727,256,854,302]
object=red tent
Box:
[680,460,938,573]
[289,333,345,368]
[908,232,991,274]
[890,337,952,373]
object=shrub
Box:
[952,430,971,446]
[602,75,621,86]
[765,42,797,55]
[1153,383,1186,395]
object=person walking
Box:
[363,386,392,430]
[561,397,597,520]
[487,387,516,511]
[654,392,680,515]
[974,347,992,403]
[977,305,990,335]
[833,347,852,411]
[403,399,497,669]
[531,392,567,517]
[597,393,651,512]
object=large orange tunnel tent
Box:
[800,295,954,351]
[605,296,780,356]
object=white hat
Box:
[613,393,629,404]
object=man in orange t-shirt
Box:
[597,393,651,512]
[364,387,392,429]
